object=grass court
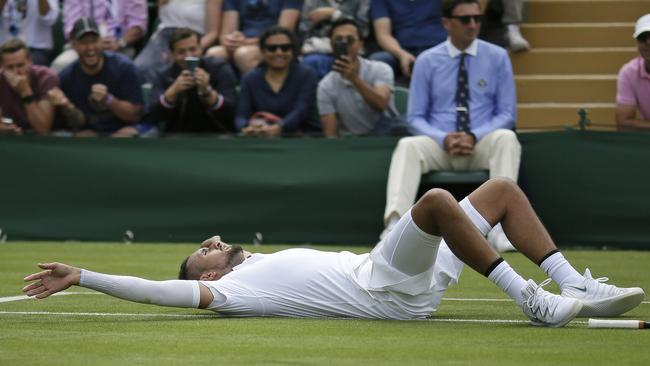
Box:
[1,242,648,365]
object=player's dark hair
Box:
[259,26,299,59]
[0,38,30,60]
[441,0,481,18]
[168,28,200,51]
[328,18,362,40]
[178,256,191,280]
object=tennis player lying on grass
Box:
[24,178,645,327]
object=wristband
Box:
[105,94,114,107]
[210,93,224,111]
[160,94,175,108]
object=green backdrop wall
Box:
[1,131,649,248]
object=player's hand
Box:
[398,51,416,78]
[22,263,81,299]
[201,235,223,249]
[90,84,109,104]
[194,67,211,93]
[3,68,32,96]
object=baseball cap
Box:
[633,14,650,38]
[70,17,100,40]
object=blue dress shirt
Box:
[407,39,516,146]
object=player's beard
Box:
[227,245,245,267]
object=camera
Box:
[332,38,349,60]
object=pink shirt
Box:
[617,56,650,120]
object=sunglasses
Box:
[637,32,650,43]
[264,44,292,52]
[449,15,483,25]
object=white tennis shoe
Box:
[561,268,646,317]
[521,278,582,327]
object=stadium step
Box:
[517,102,616,130]
[521,23,636,48]
[516,75,617,103]
[527,0,648,23]
[511,47,637,75]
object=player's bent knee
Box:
[418,188,456,211]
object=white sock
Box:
[487,260,528,307]
[540,252,585,290]
[507,24,521,34]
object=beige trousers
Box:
[383,129,522,223]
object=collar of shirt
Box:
[445,38,478,58]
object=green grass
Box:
[1,242,649,366]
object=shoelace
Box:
[526,278,559,318]
[584,270,621,297]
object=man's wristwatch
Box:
[21,94,35,104]
[198,85,213,98]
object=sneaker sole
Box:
[529,300,583,328]
[577,288,645,317]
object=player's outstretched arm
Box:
[23,263,214,309]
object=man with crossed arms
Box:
[24,178,645,327]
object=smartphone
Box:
[184,57,200,73]
[332,39,349,61]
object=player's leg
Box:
[410,187,582,327]
[466,177,645,316]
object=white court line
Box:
[0,292,101,304]
[0,311,590,325]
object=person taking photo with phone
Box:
[149,27,237,134]
[317,18,397,137]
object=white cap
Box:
[634,14,650,38]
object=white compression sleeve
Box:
[79,270,201,309]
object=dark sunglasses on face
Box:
[333,35,357,44]
[449,15,483,25]
[637,32,650,43]
[264,43,292,52]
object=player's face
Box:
[0,48,32,76]
[171,34,202,68]
[443,3,482,49]
[262,34,293,70]
[188,241,246,279]
[73,33,102,71]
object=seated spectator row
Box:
[0,19,401,137]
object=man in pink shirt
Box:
[616,14,650,131]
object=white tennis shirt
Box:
[202,247,453,319]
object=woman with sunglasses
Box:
[236,26,320,137]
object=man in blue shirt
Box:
[380,0,521,251]
[369,0,447,78]
[55,17,143,137]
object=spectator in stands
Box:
[615,14,650,131]
[206,0,302,75]
[0,0,60,66]
[149,28,237,134]
[317,18,395,136]
[135,0,220,82]
[380,0,520,252]
[0,38,57,135]
[298,0,370,78]
[236,26,319,137]
[52,17,143,137]
[369,0,446,79]
[479,0,529,52]
[50,0,148,73]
